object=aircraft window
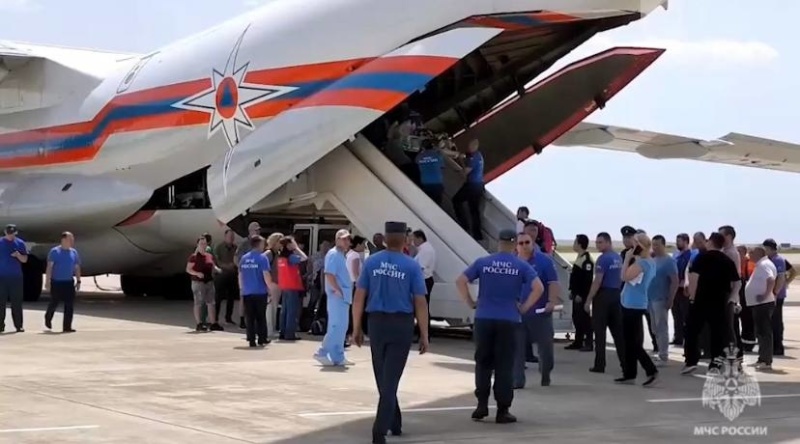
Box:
[292,228,311,251]
[61,183,72,192]
[318,229,338,247]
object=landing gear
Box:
[22,255,44,302]
[120,274,192,300]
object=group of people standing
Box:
[563,224,794,388]
[185,222,309,346]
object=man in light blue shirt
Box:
[314,229,354,366]
[649,235,679,363]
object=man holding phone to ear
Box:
[0,224,28,333]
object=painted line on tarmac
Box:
[648,393,800,403]
[298,405,495,418]
[0,425,99,433]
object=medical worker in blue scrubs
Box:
[456,228,543,424]
[352,221,429,444]
[314,229,354,367]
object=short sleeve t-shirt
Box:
[0,237,27,277]
[649,255,678,302]
[357,251,427,314]
[239,251,271,296]
[417,150,444,185]
[463,252,538,323]
[466,151,484,184]
[520,253,558,315]
[769,254,788,299]
[48,247,81,282]
[188,252,214,283]
[744,258,777,307]
[621,258,656,309]
[689,250,739,306]
[325,248,353,303]
[595,251,622,289]
[346,250,362,283]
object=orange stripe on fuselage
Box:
[244,58,369,85]
[356,55,458,76]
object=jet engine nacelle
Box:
[0,174,152,239]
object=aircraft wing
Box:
[206,26,504,223]
[554,122,800,174]
[1,41,136,114]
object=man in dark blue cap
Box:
[456,228,543,424]
[353,221,429,444]
[0,224,28,333]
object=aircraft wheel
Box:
[162,274,193,300]
[120,275,146,297]
[22,255,44,302]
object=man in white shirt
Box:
[744,246,777,370]
[412,229,436,342]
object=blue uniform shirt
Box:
[417,150,444,185]
[357,250,427,314]
[689,249,700,265]
[240,251,271,296]
[466,151,484,184]
[464,252,538,323]
[48,246,80,282]
[673,249,691,281]
[621,258,656,309]
[519,253,558,315]
[0,237,27,278]
[325,248,353,303]
[770,254,788,300]
[596,251,622,289]
[649,255,677,302]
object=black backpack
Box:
[310,318,327,336]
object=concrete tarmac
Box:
[1,281,799,443]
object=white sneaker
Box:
[337,359,355,367]
[313,353,333,366]
[681,365,697,375]
[654,357,669,367]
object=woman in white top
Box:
[345,236,367,345]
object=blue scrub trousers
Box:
[513,314,554,387]
[280,289,301,339]
[317,292,350,364]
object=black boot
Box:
[496,407,517,424]
[471,404,489,421]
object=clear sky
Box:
[1,0,797,244]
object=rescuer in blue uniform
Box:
[456,229,544,424]
[353,221,429,444]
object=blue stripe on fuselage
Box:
[0,71,433,158]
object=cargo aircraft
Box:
[3,0,795,327]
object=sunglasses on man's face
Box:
[518,240,531,245]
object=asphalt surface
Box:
[0,278,799,443]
